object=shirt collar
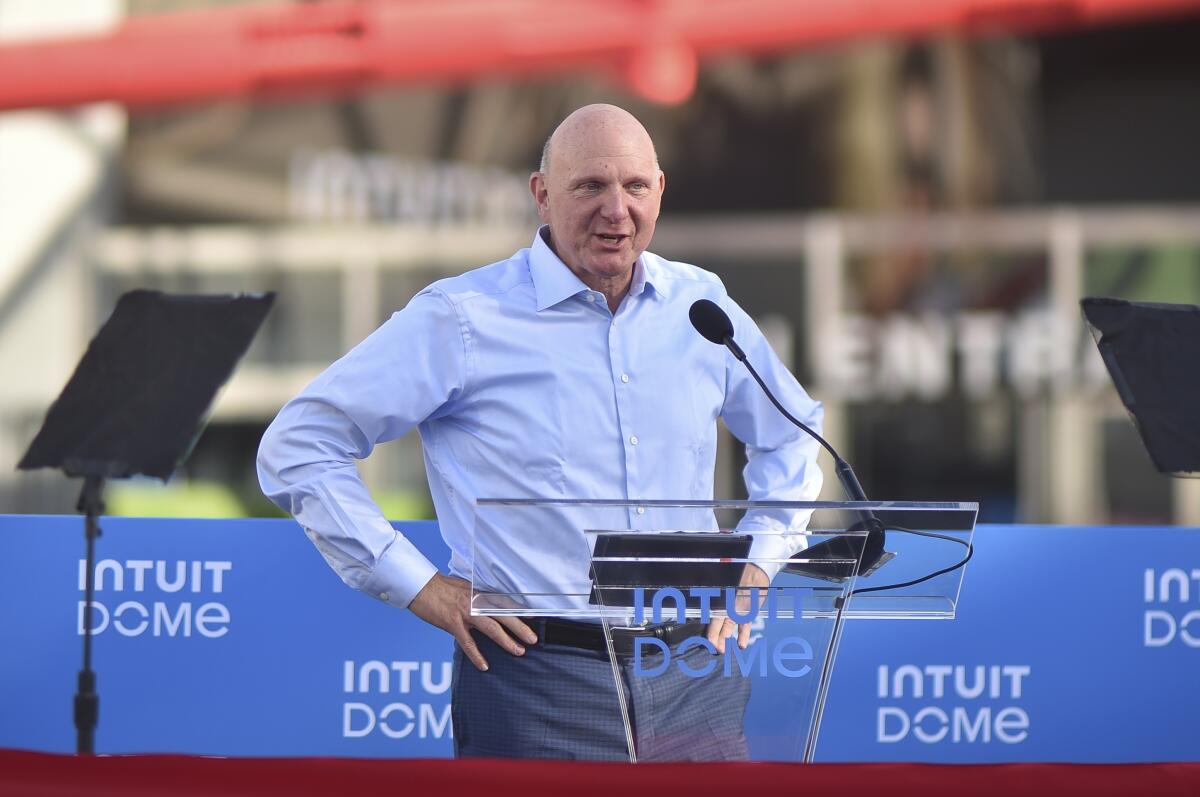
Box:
[529,226,669,311]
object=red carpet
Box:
[3,749,1199,797]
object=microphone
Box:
[688,299,889,579]
[689,299,746,360]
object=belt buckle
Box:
[609,623,654,656]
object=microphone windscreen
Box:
[689,299,735,345]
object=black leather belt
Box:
[534,617,707,656]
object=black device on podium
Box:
[588,531,753,608]
[1082,297,1200,476]
[17,289,274,754]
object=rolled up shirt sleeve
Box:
[257,289,468,608]
[718,297,825,581]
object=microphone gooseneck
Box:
[688,298,886,573]
[688,298,975,599]
[688,300,862,496]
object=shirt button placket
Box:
[609,318,639,517]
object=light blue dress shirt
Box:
[257,228,823,613]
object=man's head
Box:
[530,104,665,292]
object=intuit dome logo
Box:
[1144,568,1200,648]
[631,587,811,679]
[342,660,453,740]
[876,664,1031,745]
[77,559,232,638]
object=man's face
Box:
[530,122,664,287]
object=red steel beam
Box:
[0,0,1198,110]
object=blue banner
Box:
[0,516,1196,762]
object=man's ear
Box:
[530,172,551,221]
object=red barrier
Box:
[2,748,1200,797]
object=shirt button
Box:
[630,435,639,445]
[621,374,630,383]
[585,294,596,303]
[636,507,646,515]
[379,592,390,602]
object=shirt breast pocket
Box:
[639,361,722,496]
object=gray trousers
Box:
[451,632,751,761]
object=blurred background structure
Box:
[2,0,1199,525]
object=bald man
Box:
[258,104,824,760]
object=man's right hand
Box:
[407,573,538,671]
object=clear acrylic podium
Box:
[472,498,977,762]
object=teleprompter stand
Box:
[472,498,977,762]
[17,290,274,754]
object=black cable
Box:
[848,525,974,597]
